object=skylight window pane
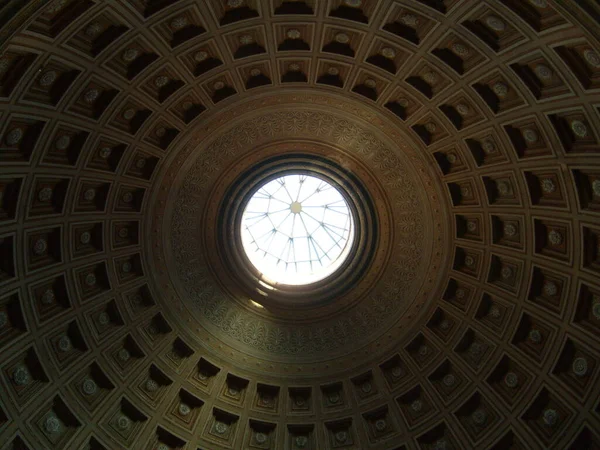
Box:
[241,174,353,285]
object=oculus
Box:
[241,174,354,285]
[215,151,380,309]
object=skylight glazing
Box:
[241,174,354,285]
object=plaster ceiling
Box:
[0,0,599,449]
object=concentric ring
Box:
[217,152,379,309]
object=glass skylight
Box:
[241,174,354,285]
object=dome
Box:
[0,0,599,448]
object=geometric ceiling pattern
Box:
[0,0,599,449]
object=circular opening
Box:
[215,151,381,308]
[240,174,355,285]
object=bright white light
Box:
[241,174,354,285]
[249,300,264,309]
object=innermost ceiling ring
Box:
[218,153,378,310]
[241,173,355,286]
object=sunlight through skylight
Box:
[241,174,354,285]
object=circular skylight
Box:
[241,174,354,285]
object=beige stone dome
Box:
[0,0,599,448]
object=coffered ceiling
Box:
[0,0,599,449]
